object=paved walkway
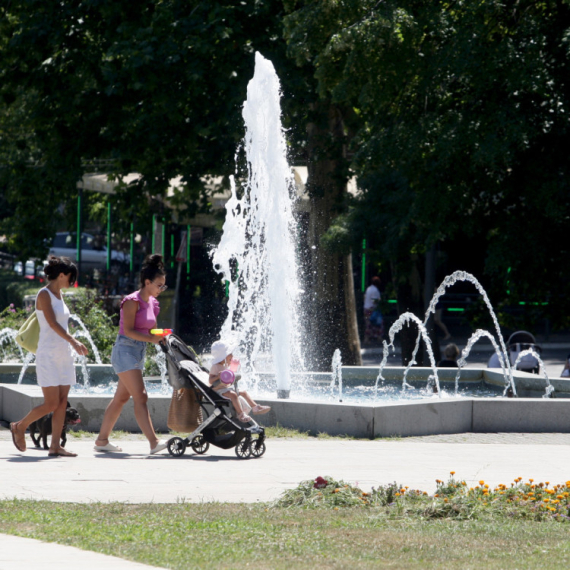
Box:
[0,533,165,570]
[2,429,570,502]
[2,429,570,569]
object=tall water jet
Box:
[212,52,303,398]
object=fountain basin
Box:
[2,383,570,437]
[2,367,570,437]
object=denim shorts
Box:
[111,334,147,374]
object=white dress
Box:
[35,287,76,387]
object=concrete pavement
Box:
[0,534,166,570]
[2,430,570,501]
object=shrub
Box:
[67,290,116,364]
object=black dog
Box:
[29,402,81,450]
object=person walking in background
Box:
[434,298,451,340]
[10,256,88,457]
[94,254,168,455]
[363,276,383,344]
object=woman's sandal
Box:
[10,423,26,452]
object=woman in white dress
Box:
[10,256,88,456]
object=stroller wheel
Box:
[167,437,186,457]
[235,439,251,459]
[191,435,210,455]
[249,439,266,458]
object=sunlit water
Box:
[71,376,502,403]
[211,52,303,394]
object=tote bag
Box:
[167,388,203,432]
[15,311,40,354]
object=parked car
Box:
[49,232,129,270]
[14,259,45,280]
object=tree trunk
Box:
[303,101,362,370]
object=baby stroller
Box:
[507,331,542,374]
[487,330,542,374]
[160,334,266,459]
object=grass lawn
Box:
[2,475,570,569]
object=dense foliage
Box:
[284,0,570,327]
[2,0,570,342]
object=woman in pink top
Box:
[94,254,168,455]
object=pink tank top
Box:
[118,291,160,336]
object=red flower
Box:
[314,476,328,489]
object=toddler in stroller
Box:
[209,340,271,422]
[162,334,268,459]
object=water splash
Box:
[76,355,91,392]
[454,330,511,396]
[211,52,303,396]
[331,348,343,402]
[16,351,36,384]
[404,270,516,395]
[512,348,554,398]
[0,327,26,362]
[375,312,440,399]
[154,344,169,394]
[70,314,103,364]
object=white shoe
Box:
[94,442,123,452]
[150,440,168,455]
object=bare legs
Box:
[95,369,160,451]
[434,309,451,340]
[238,390,259,409]
[11,385,74,455]
[222,389,269,418]
[222,390,246,415]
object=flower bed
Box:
[274,473,570,521]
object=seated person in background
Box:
[561,354,570,378]
[437,343,460,368]
[209,340,271,423]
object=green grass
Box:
[67,426,356,440]
[2,476,570,569]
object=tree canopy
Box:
[0,0,297,256]
[284,0,570,327]
[2,0,570,335]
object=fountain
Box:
[3,54,570,438]
[212,51,303,399]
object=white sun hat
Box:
[211,340,234,364]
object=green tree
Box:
[1,0,364,368]
[285,0,570,359]
[0,0,291,249]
